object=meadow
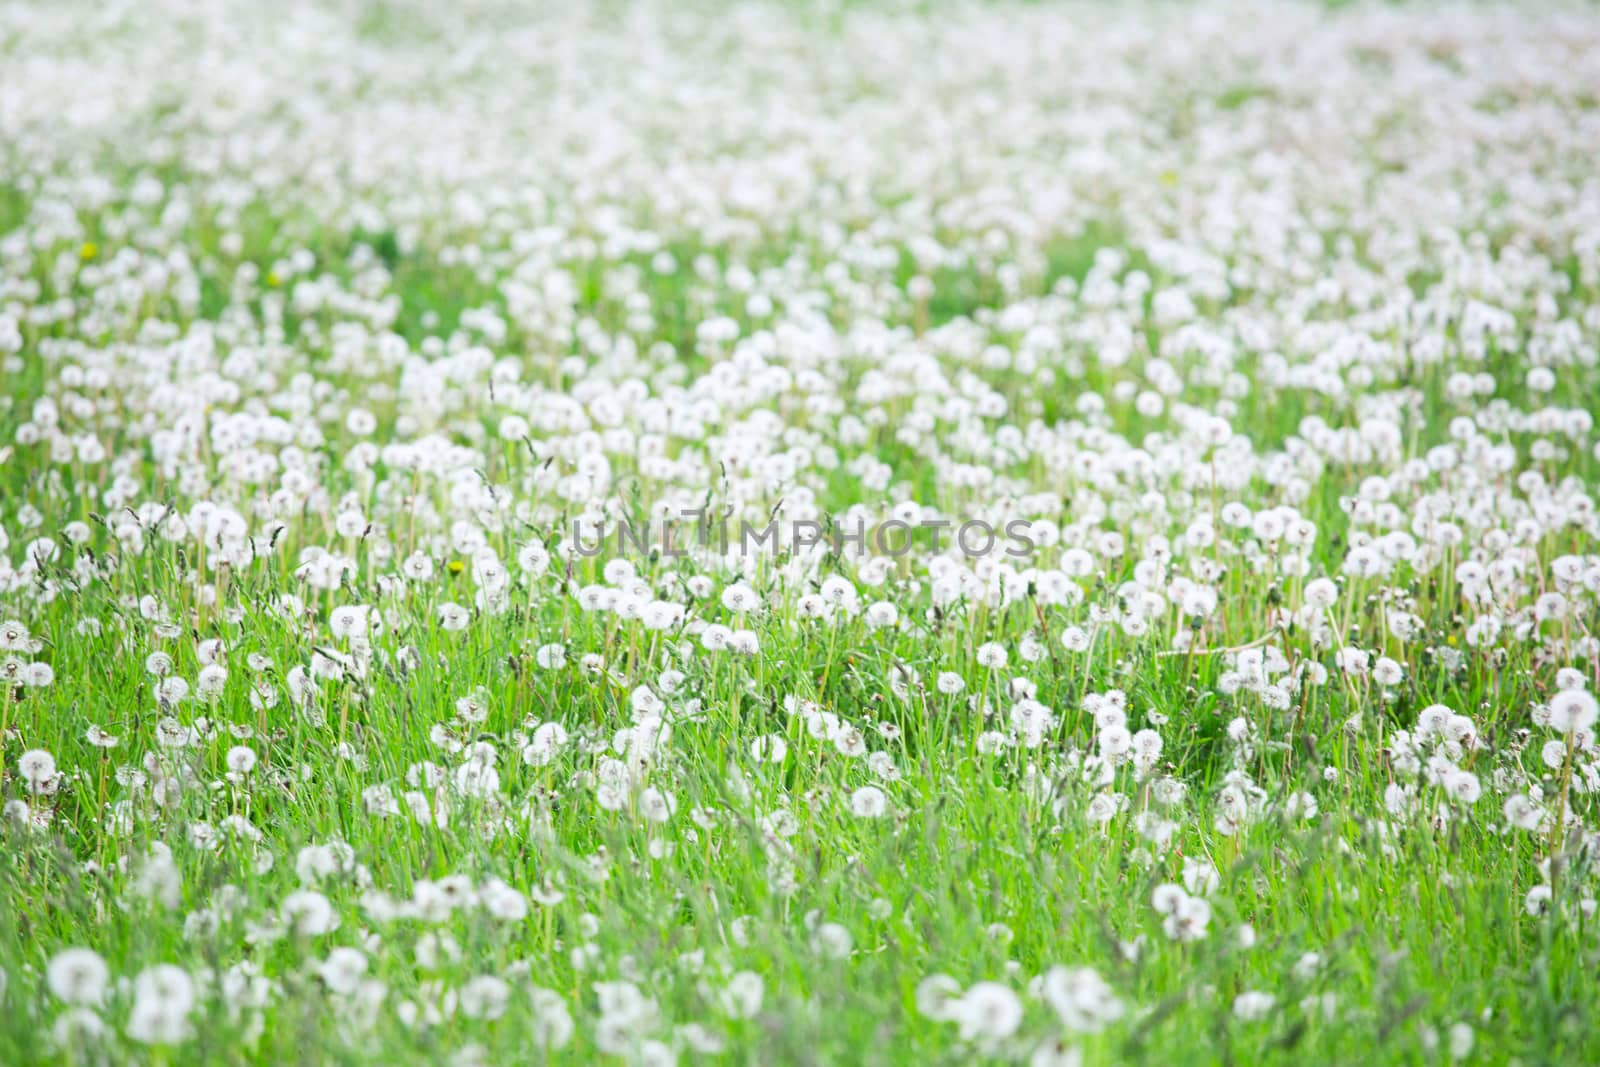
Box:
[3,1,1600,1063]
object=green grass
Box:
[3,236,1598,1058]
[4,4,1600,1065]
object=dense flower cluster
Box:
[3,0,1600,1063]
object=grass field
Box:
[4,1,1600,1064]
